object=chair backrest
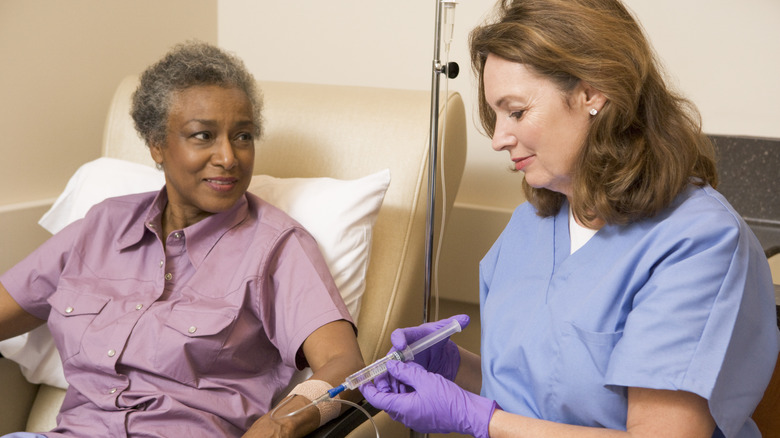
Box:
[102,75,468,365]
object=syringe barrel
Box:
[342,350,403,390]
[340,318,462,389]
[401,318,462,361]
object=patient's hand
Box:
[242,395,319,438]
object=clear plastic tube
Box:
[441,1,457,53]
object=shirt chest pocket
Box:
[551,323,626,428]
[154,307,236,385]
[47,288,110,362]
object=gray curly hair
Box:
[131,41,262,147]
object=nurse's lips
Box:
[204,177,238,192]
[512,156,533,172]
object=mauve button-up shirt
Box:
[2,188,353,437]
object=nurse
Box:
[361,0,779,437]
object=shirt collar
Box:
[183,195,249,268]
[116,187,250,268]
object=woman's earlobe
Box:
[149,142,164,165]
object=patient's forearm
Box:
[243,395,320,438]
[0,281,45,341]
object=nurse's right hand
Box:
[361,360,496,438]
[387,314,469,382]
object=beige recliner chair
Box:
[0,76,467,437]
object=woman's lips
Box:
[204,177,238,192]
[513,156,533,172]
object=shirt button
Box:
[107,349,116,357]
[135,304,144,311]
[188,326,197,334]
[165,273,173,281]
[174,232,182,239]
[109,388,117,394]
[147,223,155,229]
[65,306,74,314]
[159,260,164,267]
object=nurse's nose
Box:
[491,118,517,152]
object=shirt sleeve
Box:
[605,200,778,437]
[2,219,84,320]
[260,226,354,370]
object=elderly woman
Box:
[361,0,779,437]
[0,42,363,438]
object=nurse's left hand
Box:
[361,360,497,438]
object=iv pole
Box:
[423,0,458,325]
[415,1,457,436]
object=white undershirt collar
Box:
[569,205,598,254]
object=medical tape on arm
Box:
[288,379,341,426]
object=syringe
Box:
[315,318,462,403]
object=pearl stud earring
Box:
[589,108,598,116]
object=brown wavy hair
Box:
[469,0,717,226]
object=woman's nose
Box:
[212,137,237,169]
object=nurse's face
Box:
[484,53,601,198]
[150,85,256,228]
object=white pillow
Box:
[1,157,390,388]
[38,157,166,234]
[247,171,390,319]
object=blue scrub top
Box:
[479,184,779,437]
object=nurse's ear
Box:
[578,81,607,115]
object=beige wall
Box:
[2,1,777,298]
[0,0,217,272]
[219,0,780,212]
[219,0,780,303]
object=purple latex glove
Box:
[390,314,469,381]
[361,360,497,438]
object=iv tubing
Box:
[423,0,444,325]
[425,0,458,324]
[433,1,456,321]
[270,396,380,438]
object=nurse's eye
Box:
[509,110,525,120]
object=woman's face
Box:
[483,53,600,198]
[150,85,255,227]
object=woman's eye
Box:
[235,132,253,142]
[193,132,212,141]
